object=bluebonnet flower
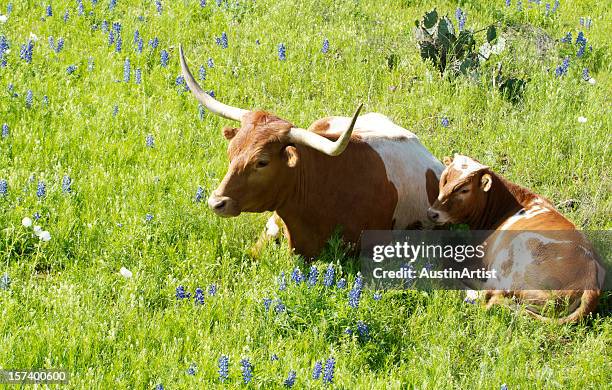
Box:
[221,32,228,48]
[149,37,159,49]
[207,90,215,98]
[62,175,72,193]
[323,358,335,384]
[552,0,559,13]
[155,0,162,15]
[455,8,466,31]
[218,355,229,382]
[92,0,99,5]
[88,57,94,71]
[208,284,217,296]
[278,43,286,61]
[577,44,585,57]
[579,17,584,26]
[186,362,197,375]
[582,68,590,81]
[576,31,587,46]
[284,371,296,387]
[199,65,206,81]
[348,274,363,308]
[195,186,204,202]
[263,297,272,311]
[200,0,206,7]
[113,22,121,34]
[312,361,322,379]
[115,35,122,53]
[441,117,449,127]
[49,36,55,50]
[0,273,10,290]
[175,75,187,92]
[323,264,335,287]
[67,65,77,74]
[271,354,279,361]
[194,287,205,304]
[501,384,508,390]
[20,40,34,63]
[33,212,41,220]
[274,299,286,313]
[46,4,53,17]
[291,267,303,284]
[307,265,318,287]
[160,50,169,67]
[464,296,476,304]
[560,32,572,43]
[198,104,205,120]
[77,0,84,15]
[545,3,550,14]
[255,39,260,45]
[108,31,115,46]
[109,0,117,11]
[176,285,189,299]
[26,90,33,108]
[2,123,8,138]
[373,292,382,301]
[155,384,163,390]
[133,30,140,44]
[215,37,222,46]
[585,18,592,29]
[240,358,252,384]
[146,134,154,147]
[135,68,141,84]
[517,0,522,11]
[336,278,347,289]
[43,95,48,105]
[56,38,64,53]
[208,57,214,68]
[344,327,352,335]
[37,181,46,198]
[357,321,369,339]
[7,3,13,14]
[322,38,329,54]
[0,179,7,196]
[101,20,109,33]
[555,56,569,77]
[136,38,143,53]
[279,271,287,291]
[505,0,511,6]
[123,58,130,82]
[145,213,154,222]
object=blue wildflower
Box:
[344,327,352,335]
[133,30,140,44]
[42,95,48,105]
[291,267,304,284]
[146,134,154,148]
[505,0,511,6]
[112,22,121,34]
[155,384,163,390]
[194,287,205,304]
[278,43,286,61]
[33,212,41,220]
[218,355,229,382]
[63,9,69,22]
[501,384,508,390]
[357,321,369,339]
[208,57,214,68]
[216,0,222,5]
[67,65,77,74]
[26,90,33,108]
[0,179,7,196]
[263,297,272,311]
[200,0,206,7]
[37,181,46,198]
[455,8,466,31]
[279,271,287,291]
[46,4,52,17]
[373,292,382,301]
[145,213,154,222]
[115,35,122,53]
[255,39,260,45]
[208,284,217,296]
[155,0,162,15]
[101,20,109,33]
[62,175,72,193]
[545,3,550,14]
[552,0,559,13]
[186,362,196,375]
[176,285,189,299]
[135,68,141,84]
[582,68,590,81]
[560,32,572,43]
[160,50,169,67]
[322,38,329,53]
[284,371,296,387]
[307,266,318,287]
[323,264,335,287]
[0,273,10,290]
[323,358,335,384]
[240,358,252,384]
[441,117,450,127]
[195,186,204,202]
[585,18,592,29]
[576,31,587,46]
[20,40,34,63]
[109,0,117,11]
[555,56,570,77]
[312,361,322,380]
[49,36,55,50]
[207,90,215,98]
[149,37,159,49]
[221,32,228,49]
[199,65,206,81]
[577,44,585,57]
[175,75,187,92]
[7,3,13,14]
[56,38,64,53]
[517,0,522,11]
[348,281,362,308]
[274,299,286,313]
[215,37,222,46]
[464,296,476,304]
[336,278,347,289]
[122,58,131,82]
[271,354,279,361]
[77,0,84,15]
[1,123,8,138]
[108,31,115,46]
[137,38,143,53]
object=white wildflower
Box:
[22,217,33,227]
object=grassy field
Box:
[0,0,610,388]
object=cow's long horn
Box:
[179,45,248,122]
[287,104,363,156]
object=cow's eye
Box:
[460,188,470,194]
[255,160,269,168]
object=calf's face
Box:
[427,155,492,225]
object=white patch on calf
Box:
[265,215,281,237]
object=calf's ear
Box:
[443,156,453,166]
[284,146,299,168]
[425,169,440,206]
[222,127,238,140]
[480,173,493,192]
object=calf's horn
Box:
[287,103,363,156]
[179,45,249,122]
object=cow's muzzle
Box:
[208,193,240,217]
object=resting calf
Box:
[427,154,605,323]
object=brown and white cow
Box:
[427,154,605,323]
[180,46,444,259]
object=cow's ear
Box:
[480,173,493,192]
[443,156,453,166]
[284,146,299,168]
[222,127,238,140]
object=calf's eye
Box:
[256,160,269,168]
[460,188,470,194]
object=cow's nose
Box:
[427,208,439,222]
[208,195,229,212]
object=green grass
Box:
[0,0,611,388]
